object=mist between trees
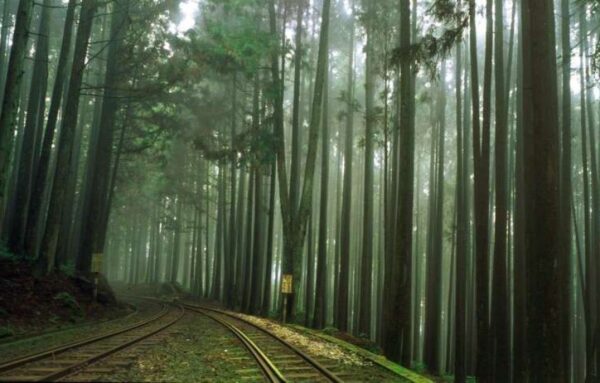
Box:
[0,0,597,381]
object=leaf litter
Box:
[236,313,372,367]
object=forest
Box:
[0,0,597,381]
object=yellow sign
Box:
[92,253,104,273]
[281,274,293,294]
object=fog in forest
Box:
[0,0,595,382]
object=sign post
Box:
[281,274,293,323]
[91,253,104,302]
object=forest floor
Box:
[0,252,128,342]
[0,272,441,382]
[112,298,414,382]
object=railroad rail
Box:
[0,302,183,382]
[182,302,343,383]
[0,300,141,347]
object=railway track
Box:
[0,301,140,348]
[0,301,184,382]
[182,302,343,383]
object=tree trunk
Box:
[454,35,467,383]
[313,58,330,329]
[359,0,375,338]
[336,2,355,331]
[383,0,413,365]
[36,0,97,274]
[25,0,77,259]
[521,0,567,378]
[8,0,50,253]
[0,0,34,220]
[424,62,446,374]
[78,0,130,274]
[490,0,509,380]
[470,0,491,379]
[290,2,303,213]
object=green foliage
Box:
[392,0,468,78]
[58,261,76,277]
[53,292,82,319]
[181,0,276,77]
[412,361,427,373]
[0,326,13,339]
[0,243,20,262]
[237,128,278,168]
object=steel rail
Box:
[0,301,140,346]
[0,301,169,374]
[183,303,342,383]
[38,305,185,382]
[190,307,286,383]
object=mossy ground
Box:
[107,312,264,382]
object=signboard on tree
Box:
[92,253,104,274]
[281,274,293,294]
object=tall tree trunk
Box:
[0,0,34,220]
[470,0,492,379]
[513,3,527,379]
[212,165,225,301]
[268,0,292,320]
[0,0,12,106]
[425,62,446,374]
[289,0,330,321]
[336,2,355,331]
[170,197,183,283]
[250,76,264,315]
[37,0,97,274]
[226,74,238,308]
[521,0,567,379]
[78,0,130,274]
[580,9,596,381]
[383,0,413,365]
[313,57,330,329]
[359,0,375,337]
[454,35,467,383]
[560,0,573,379]
[25,0,77,259]
[490,0,509,380]
[290,2,303,212]
[263,159,276,315]
[8,0,50,253]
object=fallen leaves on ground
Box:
[236,313,372,367]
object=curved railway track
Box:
[0,300,141,347]
[0,297,349,382]
[182,302,343,383]
[0,302,184,382]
